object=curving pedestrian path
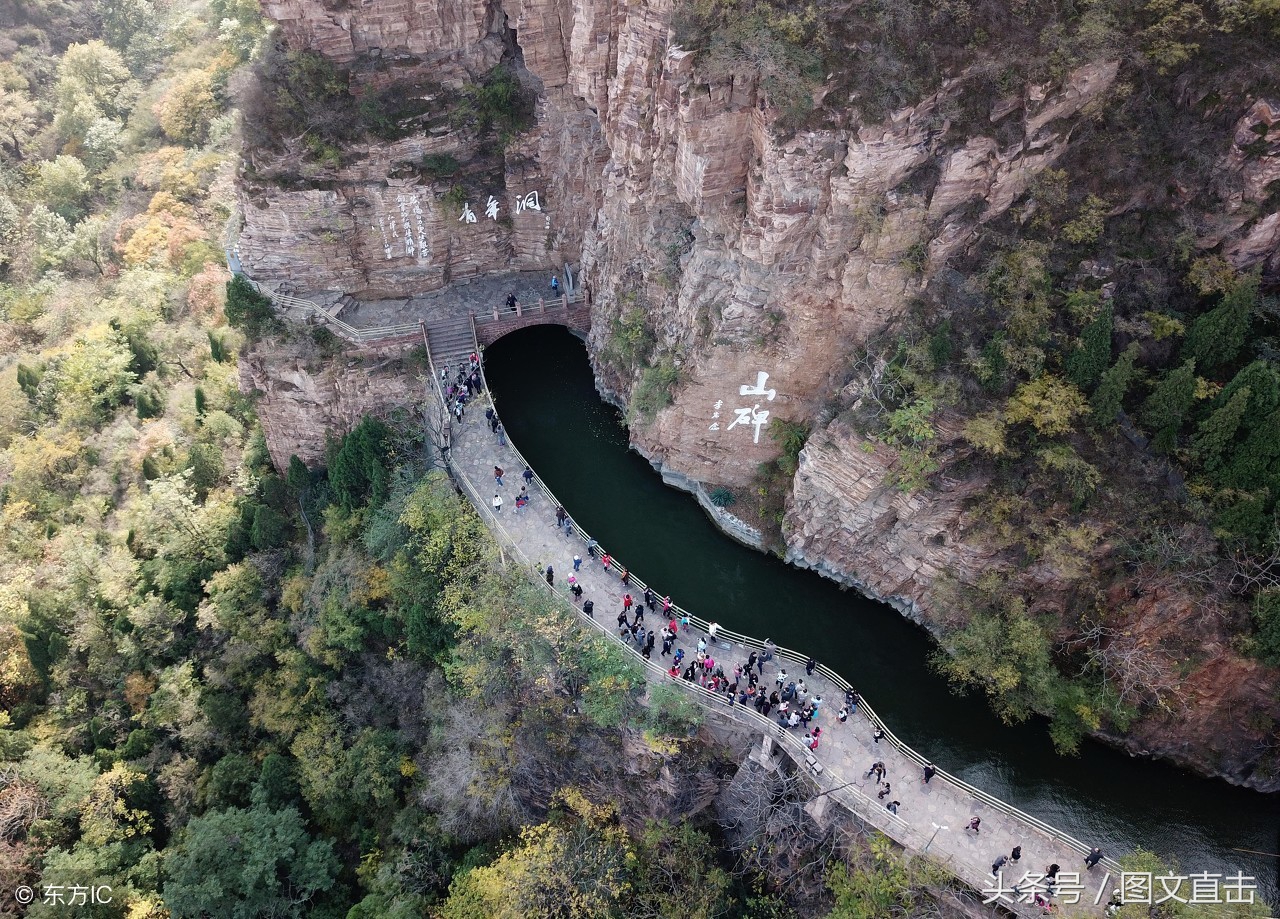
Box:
[436,355,1121,918]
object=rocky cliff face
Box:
[239,334,425,468]
[240,0,1280,787]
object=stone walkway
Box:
[305,270,559,329]
[444,375,1117,918]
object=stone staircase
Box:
[426,313,477,381]
[331,294,360,320]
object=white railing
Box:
[444,396,912,844]
[239,277,422,343]
[464,347,1121,877]
[234,264,587,345]
[473,288,587,327]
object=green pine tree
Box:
[16,363,41,401]
[326,416,393,510]
[224,276,277,339]
[1217,359,1280,422]
[286,455,311,493]
[250,504,290,550]
[1065,302,1113,390]
[1140,359,1197,451]
[1221,408,1280,492]
[1090,343,1140,427]
[1193,385,1250,472]
[1181,271,1258,373]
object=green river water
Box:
[484,324,1279,903]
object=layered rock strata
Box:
[240,0,1280,786]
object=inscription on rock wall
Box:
[375,191,434,262]
[709,371,777,443]
[371,189,548,260]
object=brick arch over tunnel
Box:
[473,294,592,348]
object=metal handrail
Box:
[474,289,587,324]
[242,278,423,343]
[468,347,1120,873]
[242,271,585,345]
[451,368,1073,919]
[444,428,910,840]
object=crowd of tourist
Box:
[465,366,1105,918]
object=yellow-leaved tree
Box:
[437,789,635,919]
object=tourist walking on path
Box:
[991,854,1008,876]
[601,552,612,572]
[523,467,534,486]
[1085,847,1104,869]
[805,656,817,675]
[573,554,581,571]
[494,466,504,486]
[506,292,518,312]
[587,538,598,559]
[923,763,937,784]
[583,599,594,618]
[551,275,560,294]
[556,505,566,528]
[496,422,506,445]
[1010,845,1021,864]
[492,493,503,513]
[965,816,981,834]
[544,565,554,586]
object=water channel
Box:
[483,324,1279,902]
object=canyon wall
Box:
[240,0,1280,787]
[240,335,425,468]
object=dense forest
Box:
[0,0,1276,916]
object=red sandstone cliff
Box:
[237,0,1280,788]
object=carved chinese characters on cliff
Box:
[710,372,777,443]
[458,190,543,225]
[375,191,433,262]
[372,189,546,261]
